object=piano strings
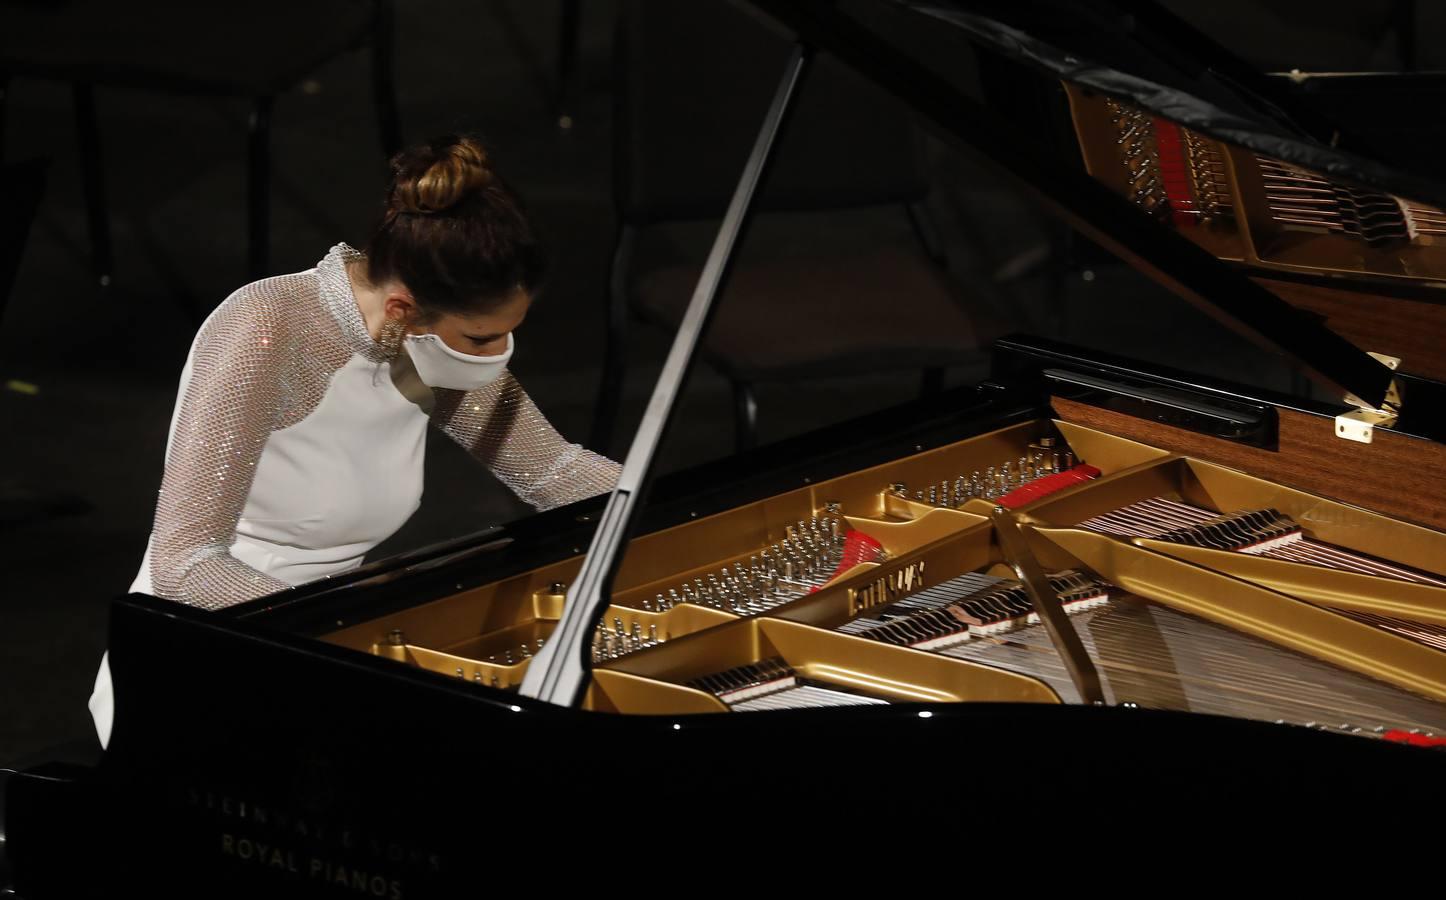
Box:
[827,569,1446,736]
[1077,496,1446,585]
[686,658,890,711]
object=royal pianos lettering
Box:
[221,832,404,899]
[848,560,925,612]
[185,785,443,896]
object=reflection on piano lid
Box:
[1067,85,1446,285]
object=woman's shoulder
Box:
[194,268,324,351]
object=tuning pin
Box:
[1064,451,1075,469]
[649,623,659,644]
[491,674,501,688]
[474,671,483,682]
[504,650,515,664]
[614,617,625,636]
[456,667,464,678]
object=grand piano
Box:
[5,2,1445,895]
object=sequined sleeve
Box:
[431,372,621,510]
[148,286,294,608]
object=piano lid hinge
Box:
[1338,352,1402,443]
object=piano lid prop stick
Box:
[519,44,814,705]
[991,506,1104,706]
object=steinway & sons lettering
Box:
[185,785,442,897]
[849,560,925,612]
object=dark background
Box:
[2,0,1439,764]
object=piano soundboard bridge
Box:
[686,658,890,712]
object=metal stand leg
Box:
[72,83,112,288]
[733,381,758,452]
[589,225,636,453]
[555,0,582,129]
[247,95,273,281]
[372,0,402,155]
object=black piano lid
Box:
[852,0,1446,207]
[736,0,1446,414]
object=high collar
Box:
[316,242,389,363]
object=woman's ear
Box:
[382,293,417,324]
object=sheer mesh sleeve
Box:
[432,372,621,511]
[147,287,294,609]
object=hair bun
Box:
[389,135,494,215]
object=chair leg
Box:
[72,83,113,288]
[247,96,273,281]
[589,225,637,454]
[554,0,582,130]
[733,381,758,453]
[371,0,402,155]
[919,367,945,398]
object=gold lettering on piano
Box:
[848,560,926,614]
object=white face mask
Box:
[403,331,514,391]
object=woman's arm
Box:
[147,287,293,608]
[431,372,621,510]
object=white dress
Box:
[88,243,620,746]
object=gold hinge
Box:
[1338,352,1402,444]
